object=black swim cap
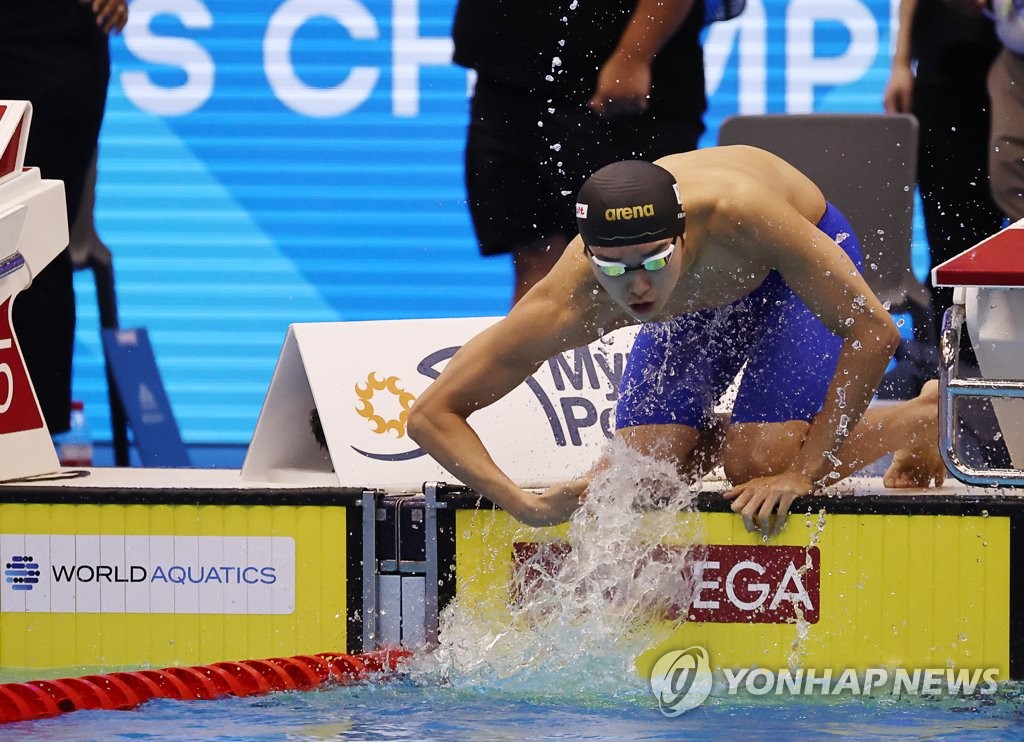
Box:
[575,160,685,247]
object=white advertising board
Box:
[0,534,295,615]
[242,318,638,490]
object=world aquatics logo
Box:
[4,555,40,591]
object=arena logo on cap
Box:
[605,204,655,221]
[575,203,588,218]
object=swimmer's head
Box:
[575,160,685,247]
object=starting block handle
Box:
[939,304,1024,486]
[0,251,24,281]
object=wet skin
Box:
[408,146,945,537]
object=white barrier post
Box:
[0,101,71,481]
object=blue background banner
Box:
[72,0,910,446]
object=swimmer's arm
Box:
[407,322,551,524]
[408,260,625,525]
[759,207,901,486]
[719,195,898,535]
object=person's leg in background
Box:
[464,75,704,307]
[913,78,1006,342]
[0,2,111,435]
[10,107,104,434]
[911,57,1015,469]
[463,79,572,306]
[988,48,1024,222]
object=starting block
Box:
[0,101,69,481]
[933,219,1024,486]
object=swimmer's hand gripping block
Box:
[0,101,69,481]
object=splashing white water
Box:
[410,439,704,696]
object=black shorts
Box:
[464,77,703,256]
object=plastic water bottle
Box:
[55,400,94,467]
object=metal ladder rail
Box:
[939,303,1024,486]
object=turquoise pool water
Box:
[5,679,1024,741]
[8,448,1019,739]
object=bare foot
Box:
[883,380,946,488]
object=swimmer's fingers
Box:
[757,498,779,538]
[727,476,806,537]
[532,479,589,526]
[766,492,800,537]
[725,482,762,534]
[749,493,784,538]
[747,493,788,538]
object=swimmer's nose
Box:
[628,271,653,297]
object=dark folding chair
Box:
[718,113,934,346]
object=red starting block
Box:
[0,101,69,482]
[932,220,1024,486]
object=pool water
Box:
[5,679,1024,741]
[7,445,1022,739]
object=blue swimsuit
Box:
[615,203,864,431]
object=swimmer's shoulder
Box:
[512,241,629,344]
[656,147,821,223]
[655,146,786,181]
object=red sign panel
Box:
[0,296,45,434]
[933,227,1024,287]
[512,542,820,624]
[0,107,25,179]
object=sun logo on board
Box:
[354,372,416,438]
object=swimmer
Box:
[407,148,946,537]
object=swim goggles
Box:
[585,239,676,277]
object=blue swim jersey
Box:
[615,202,864,431]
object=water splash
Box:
[412,438,704,696]
[787,508,828,669]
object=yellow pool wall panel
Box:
[0,502,348,670]
[453,508,1011,680]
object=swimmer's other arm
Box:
[722,206,902,535]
